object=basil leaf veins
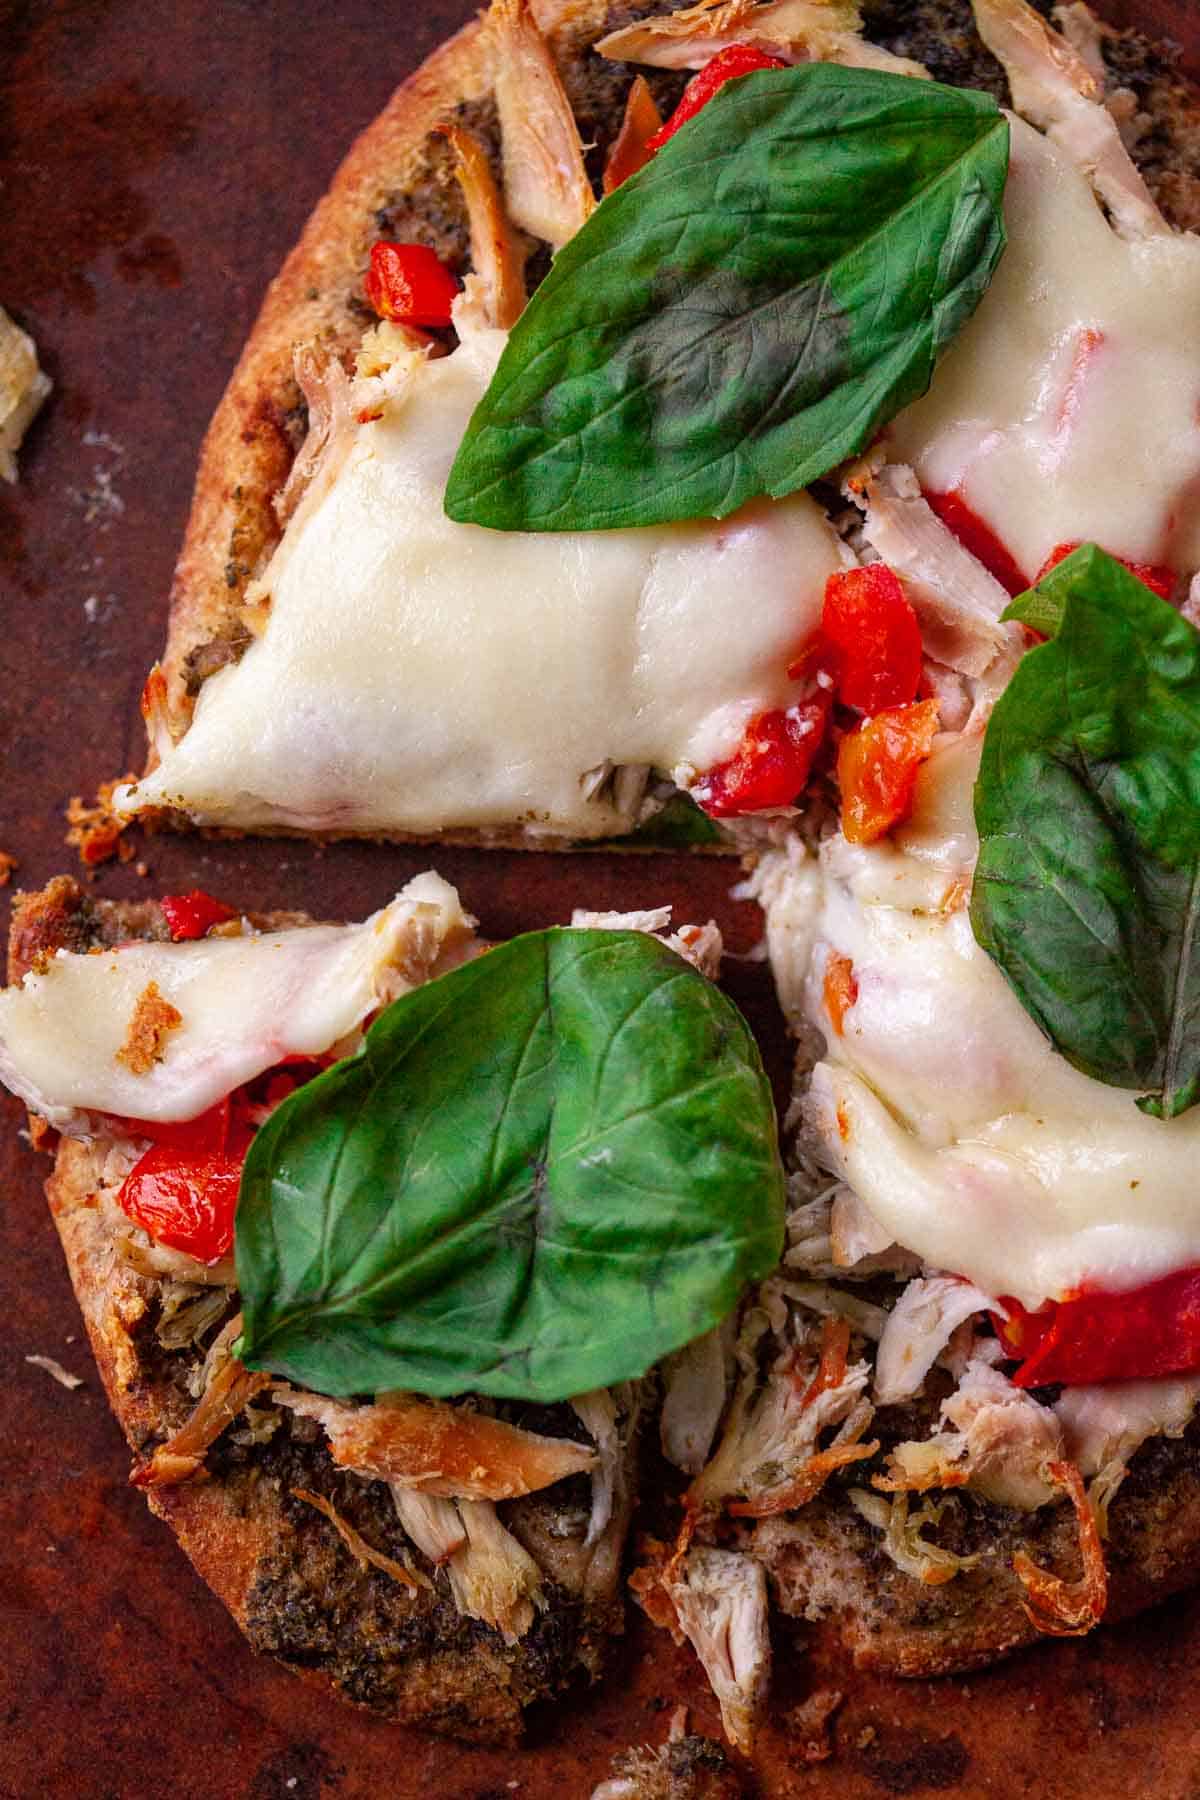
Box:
[234,929,785,1401]
[972,544,1200,1119]
[445,64,1008,533]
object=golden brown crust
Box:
[159,0,614,739]
[21,883,622,1743]
[43,1140,542,1742]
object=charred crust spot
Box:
[855,1726,971,1795]
[8,877,172,983]
[182,621,252,696]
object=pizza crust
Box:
[15,881,630,1744]
[159,0,613,741]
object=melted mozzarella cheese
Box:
[889,117,1200,581]
[762,740,1200,1310]
[0,873,471,1128]
[119,323,846,838]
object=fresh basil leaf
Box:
[1003,584,1067,639]
[234,929,784,1401]
[445,64,1008,533]
[972,544,1200,1119]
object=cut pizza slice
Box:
[110,0,1200,850]
[0,873,784,1742]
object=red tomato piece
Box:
[836,697,939,845]
[924,486,1028,597]
[364,242,459,328]
[821,565,922,713]
[646,45,788,151]
[159,889,236,942]
[999,1264,1200,1388]
[694,697,829,818]
[1034,540,1175,601]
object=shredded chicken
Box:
[690,1309,877,1518]
[970,0,1169,240]
[596,0,925,77]
[488,0,594,250]
[873,1275,998,1406]
[875,1360,1062,1511]
[858,465,1020,682]
[664,1546,772,1750]
[572,1387,622,1546]
[153,1283,231,1350]
[448,1498,548,1644]
[118,1232,236,1289]
[1056,1375,1200,1534]
[270,346,358,534]
[770,1276,888,1343]
[660,1326,733,1476]
[603,75,664,193]
[134,1316,270,1487]
[388,1484,547,1642]
[272,1388,594,1499]
[570,906,724,980]
[390,1488,467,1563]
[1013,1460,1108,1636]
[293,1488,427,1590]
[435,123,527,328]
[829,1185,898,1269]
[849,1487,981,1586]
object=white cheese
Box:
[118,322,846,838]
[888,117,1200,582]
[0,873,471,1128]
[763,739,1200,1310]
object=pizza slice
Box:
[1,873,782,1743]
[109,0,1200,851]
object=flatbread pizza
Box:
[7,0,1200,1788]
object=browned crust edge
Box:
[156,1,606,706]
[10,879,612,1744]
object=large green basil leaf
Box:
[973,544,1200,1119]
[234,929,784,1400]
[445,64,1008,532]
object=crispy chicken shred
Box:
[271,1387,595,1499]
[487,0,595,250]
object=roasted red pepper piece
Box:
[694,696,830,817]
[1034,540,1175,601]
[118,1143,246,1263]
[836,697,939,845]
[116,1097,253,1264]
[820,565,923,714]
[924,486,1028,597]
[364,241,460,328]
[998,1264,1200,1388]
[646,45,789,150]
[159,890,235,942]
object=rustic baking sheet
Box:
[3,3,1200,1794]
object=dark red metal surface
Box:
[2,4,1200,1795]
